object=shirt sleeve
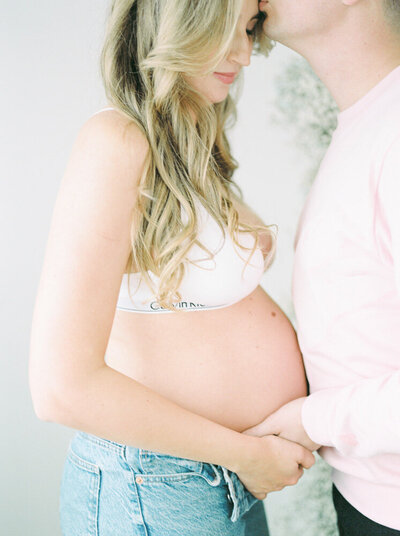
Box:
[301,372,400,457]
[301,135,400,458]
[376,134,400,295]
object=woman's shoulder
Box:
[61,107,150,201]
[76,106,150,170]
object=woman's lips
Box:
[213,72,237,85]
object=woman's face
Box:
[185,0,261,104]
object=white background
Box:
[1,2,333,534]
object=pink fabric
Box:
[293,66,400,530]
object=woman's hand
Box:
[234,434,315,499]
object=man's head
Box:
[258,0,400,52]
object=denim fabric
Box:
[60,432,269,536]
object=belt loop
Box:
[208,464,222,486]
[221,467,240,522]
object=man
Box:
[247,1,400,534]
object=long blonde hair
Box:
[101,0,274,309]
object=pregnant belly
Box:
[106,286,307,431]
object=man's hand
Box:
[243,397,321,452]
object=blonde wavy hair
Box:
[101,0,275,309]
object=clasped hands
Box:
[235,397,321,500]
[244,396,320,451]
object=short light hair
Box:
[384,0,400,29]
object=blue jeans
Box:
[60,432,269,536]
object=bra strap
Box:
[90,107,117,117]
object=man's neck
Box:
[297,28,400,111]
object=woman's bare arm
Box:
[29,111,313,497]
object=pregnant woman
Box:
[29,0,314,534]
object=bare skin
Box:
[259,0,400,112]
[107,286,307,433]
[29,0,315,500]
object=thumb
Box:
[297,448,315,470]
[243,417,277,437]
[242,424,262,436]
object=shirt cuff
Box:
[301,389,337,447]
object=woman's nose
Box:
[227,33,252,67]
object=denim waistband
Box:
[74,431,257,523]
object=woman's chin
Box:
[209,91,231,105]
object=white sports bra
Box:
[117,202,267,313]
[91,107,267,314]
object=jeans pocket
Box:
[60,449,101,536]
[138,449,204,482]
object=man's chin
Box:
[262,22,287,45]
[263,22,277,41]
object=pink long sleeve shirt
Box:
[293,66,400,530]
